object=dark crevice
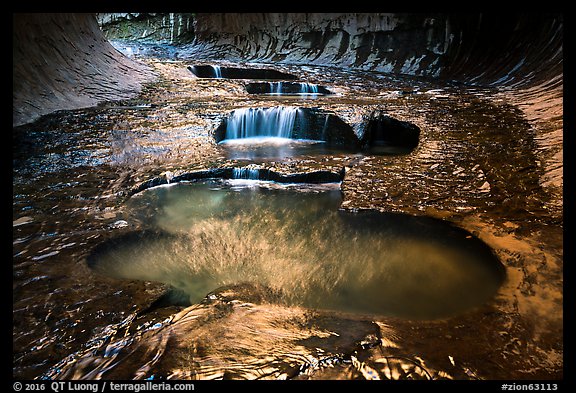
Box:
[361,111,421,154]
[187,65,297,80]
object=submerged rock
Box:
[12,12,563,381]
[45,283,479,380]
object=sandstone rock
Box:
[13,13,156,127]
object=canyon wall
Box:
[13,13,156,127]
[187,13,562,88]
[14,12,563,192]
[184,13,563,195]
[14,13,563,126]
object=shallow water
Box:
[88,180,505,319]
[13,56,562,380]
[218,137,352,161]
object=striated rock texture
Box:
[11,11,563,227]
[97,13,195,44]
[185,12,563,195]
[187,13,562,87]
[12,13,156,127]
[12,14,564,380]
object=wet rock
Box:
[187,13,562,87]
[188,65,297,80]
[13,216,33,227]
[43,282,460,380]
[245,82,332,95]
[109,220,129,229]
[12,12,563,381]
[13,14,156,127]
[359,110,420,151]
[479,181,491,193]
[130,167,345,195]
[213,106,361,148]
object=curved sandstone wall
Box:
[13,13,156,127]
[188,13,562,88]
[13,13,562,195]
[14,13,562,124]
[186,12,563,195]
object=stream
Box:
[13,47,563,380]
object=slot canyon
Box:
[13,13,563,383]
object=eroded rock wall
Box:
[186,12,563,196]
[188,13,562,87]
[13,13,156,127]
[97,13,195,44]
[13,12,562,197]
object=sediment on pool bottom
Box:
[88,180,505,320]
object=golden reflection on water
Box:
[53,284,464,380]
[89,180,504,320]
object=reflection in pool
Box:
[218,137,348,161]
[88,180,505,319]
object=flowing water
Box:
[222,106,301,140]
[299,83,318,94]
[88,180,505,320]
[211,65,222,78]
[266,82,320,94]
[217,138,339,161]
[217,106,339,160]
[12,57,563,380]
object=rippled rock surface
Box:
[13,60,563,380]
[88,180,505,320]
[13,13,563,382]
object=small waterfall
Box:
[269,82,282,93]
[232,167,260,180]
[300,83,319,94]
[224,107,299,140]
[266,82,319,94]
[211,65,222,78]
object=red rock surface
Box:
[13,13,156,127]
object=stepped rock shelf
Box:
[188,64,297,80]
[12,13,563,381]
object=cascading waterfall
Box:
[269,82,282,94]
[232,167,260,180]
[264,82,320,94]
[211,65,222,78]
[321,114,330,141]
[223,107,300,140]
[300,83,319,94]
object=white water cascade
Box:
[232,167,260,180]
[223,107,300,140]
[265,82,320,94]
[268,82,282,93]
[211,65,222,78]
[300,83,319,94]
